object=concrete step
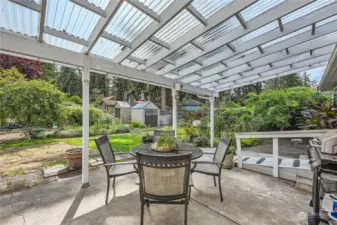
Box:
[296,176,312,192]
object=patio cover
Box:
[1,0,337,185]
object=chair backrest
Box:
[213,137,232,164]
[95,135,116,167]
[153,130,175,142]
[137,152,191,201]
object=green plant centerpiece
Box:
[152,134,177,152]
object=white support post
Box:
[236,138,242,168]
[172,88,177,137]
[273,138,279,177]
[82,56,90,187]
[210,97,215,147]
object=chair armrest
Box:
[192,161,224,166]
[104,162,136,166]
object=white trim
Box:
[70,0,106,17]
[44,27,89,46]
[101,31,132,48]
[8,0,41,12]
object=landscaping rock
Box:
[42,165,66,178]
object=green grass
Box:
[0,169,26,177]
[41,161,67,167]
[64,135,142,152]
[0,138,58,149]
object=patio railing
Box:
[235,129,337,177]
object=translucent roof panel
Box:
[241,0,285,22]
[44,34,84,53]
[231,21,278,47]
[139,0,173,14]
[91,37,122,60]
[147,61,170,72]
[166,43,199,61]
[282,0,335,25]
[163,73,178,79]
[131,40,163,60]
[154,9,200,44]
[45,0,101,40]
[194,16,240,45]
[317,15,337,27]
[261,26,311,48]
[181,74,201,83]
[121,59,139,69]
[0,0,39,37]
[191,0,233,19]
[200,45,229,60]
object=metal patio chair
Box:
[95,135,137,205]
[191,137,231,202]
[153,130,175,142]
[136,152,193,225]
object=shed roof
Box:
[116,101,131,108]
[1,0,336,94]
[132,101,159,109]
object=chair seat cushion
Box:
[109,163,137,176]
[193,163,219,175]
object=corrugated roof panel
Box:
[241,0,285,22]
[231,21,278,47]
[148,61,170,71]
[199,63,223,73]
[181,75,201,83]
[131,40,163,60]
[226,48,259,62]
[139,0,173,14]
[194,16,240,45]
[317,15,337,27]
[163,73,178,79]
[201,45,229,60]
[105,1,153,43]
[282,0,335,24]
[0,0,39,37]
[261,26,311,48]
[154,9,200,44]
[45,0,101,40]
[91,37,122,60]
[121,59,139,68]
[191,82,201,86]
[166,43,199,61]
[44,34,84,52]
[87,0,109,9]
[191,0,233,19]
[177,61,198,72]
[200,74,222,84]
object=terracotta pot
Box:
[64,148,82,169]
[223,154,234,169]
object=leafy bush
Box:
[114,126,130,134]
[131,121,146,128]
[241,138,263,147]
[194,135,210,147]
[63,106,104,126]
[69,96,82,105]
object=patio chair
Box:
[95,135,137,205]
[153,130,175,142]
[136,152,192,225]
[191,137,231,202]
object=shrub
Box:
[69,96,82,105]
[131,121,146,128]
[194,135,210,147]
[241,138,263,147]
[63,106,104,126]
[115,126,130,134]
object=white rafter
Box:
[186,5,207,26]
[70,0,106,17]
[38,0,47,42]
[142,0,256,69]
[83,0,123,54]
[101,32,132,48]
[44,27,89,46]
[173,1,337,78]
[112,0,193,63]
[8,0,41,12]
[150,37,170,50]
[125,0,160,23]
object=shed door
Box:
[145,109,158,127]
[115,108,121,119]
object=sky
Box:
[302,66,326,84]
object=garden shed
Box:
[114,101,131,124]
[131,101,160,127]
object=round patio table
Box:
[130,143,203,160]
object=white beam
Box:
[70,0,106,17]
[159,0,332,77]
[194,59,203,66]
[38,0,47,42]
[44,27,89,46]
[185,18,337,83]
[112,0,193,63]
[191,41,204,51]
[226,43,236,52]
[83,0,123,53]
[162,58,175,65]
[125,0,160,23]
[320,44,337,91]
[8,0,41,12]
[82,55,90,186]
[235,13,247,30]
[210,96,215,147]
[143,0,256,69]
[186,5,207,26]
[150,36,170,49]
[172,87,178,135]
[101,31,132,48]
[127,56,146,64]
[0,30,213,96]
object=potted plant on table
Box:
[223,146,236,169]
[152,134,178,152]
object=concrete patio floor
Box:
[0,167,312,225]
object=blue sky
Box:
[303,67,326,83]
